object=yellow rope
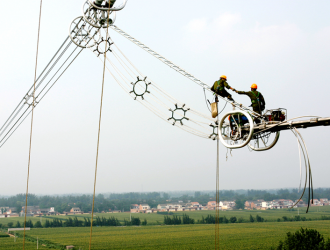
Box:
[23,1,43,249]
[89,7,112,250]
[215,101,220,250]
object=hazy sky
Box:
[1,0,330,195]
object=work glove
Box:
[232,88,236,92]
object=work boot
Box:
[227,96,235,102]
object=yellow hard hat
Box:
[220,75,227,80]
[251,83,258,89]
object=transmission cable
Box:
[23,1,43,249]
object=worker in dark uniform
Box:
[211,75,236,102]
[235,83,265,115]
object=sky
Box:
[0,0,330,195]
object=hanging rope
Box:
[89,7,112,250]
[23,1,43,249]
[215,101,220,250]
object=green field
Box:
[1,207,330,249]
[0,221,328,249]
[1,206,330,226]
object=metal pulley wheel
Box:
[248,131,280,151]
[69,16,101,48]
[218,110,254,149]
[83,0,117,28]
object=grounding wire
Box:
[297,135,302,192]
[289,127,312,212]
[294,128,313,212]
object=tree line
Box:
[1,188,329,213]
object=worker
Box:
[211,75,236,102]
[235,83,265,115]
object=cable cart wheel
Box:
[69,17,101,48]
[219,110,254,149]
[248,131,280,151]
[83,0,117,28]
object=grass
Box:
[16,220,330,249]
[0,235,48,250]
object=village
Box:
[0,198,328,217]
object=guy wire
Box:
[89,7,112,250]
[23,1,43,249]
[215,101,220,250]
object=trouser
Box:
[252,106,262,124]
[218,89,234,101]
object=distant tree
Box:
[182,214,194,224]
[282,216,288,222]
[15,221,21,228]
[0,223,2,228]
[7,222,13,228]
[237,217,244,223]
[249,215,255,223]
[277,218,281,222]
[131,217,141,226]
[256,215,264,222]
[274,228,330,250]
[44,219,51,228]
[34,221,42,228]
[229,217,237,223]
[235,199,245,210]
[25,220,33,228]
[223,216,229,224]
[141,219,147,226]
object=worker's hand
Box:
[232,88,236,92]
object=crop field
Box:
[0,236,49,250]
[0,220,327,249]
[1,206,330,226]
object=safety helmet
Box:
[251,83,258,89]
[220,75,227,80]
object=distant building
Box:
[69,207,83,214]
[320,199,329,206]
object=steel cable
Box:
[23,1,43,249]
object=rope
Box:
[215,102,220,250]
[23,1,43,249]
[89,7,112,250]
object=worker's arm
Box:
[236,90,248,95]
[224,81,236,91]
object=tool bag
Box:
[211,102,218,118]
